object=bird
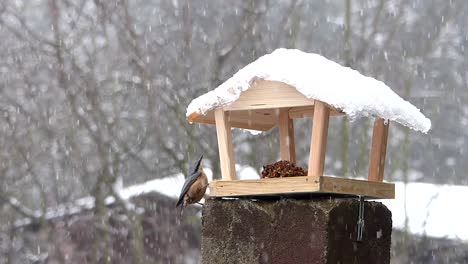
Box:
[176,155,208,210]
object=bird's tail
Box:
[176,203,185,220]
[194,155,203,172]
[175,198,183,208]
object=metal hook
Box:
[356,195,365,242]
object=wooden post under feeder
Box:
[308,100,330,177]
[214,108,236,181]
[278,108,296,163]
[368,118,390,182]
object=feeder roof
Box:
[186,48,431,133]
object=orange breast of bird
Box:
[187,169,208,203]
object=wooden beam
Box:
[187,109,279,131]
[279,109,296,163]
[308,101,330,177]
[214,109,236,180]
[209,176,395,199]
[368,118,390,182]
[188,111,276,131]
[288,105,345,119]
[225,80,315,111]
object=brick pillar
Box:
[202,198,392,264]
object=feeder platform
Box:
[209,176,395,199]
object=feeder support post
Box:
[202,198,392,263]
[368,118,389,182]
[214,108,236,180]
[308,100,330,177]
[279,109,296,163]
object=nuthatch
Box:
[176,155,208,209]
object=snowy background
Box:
[0,0,467,263]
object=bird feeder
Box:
[186,49,431,199]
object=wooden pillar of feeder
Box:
[214,108,236,180]
[279,109,296,163]
[308,101,330,177]
[368,118,389,182]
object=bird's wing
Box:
[176,171,201,208]
[188,155,203,175]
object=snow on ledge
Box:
[149,168,468,241]
[187,48,431,133]
[15,165,466,241]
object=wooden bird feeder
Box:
[186,49,431,199]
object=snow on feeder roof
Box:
[187,48,431,133]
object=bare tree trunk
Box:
[128,214,145,264]
[340,0,352,176]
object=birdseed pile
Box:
[261,160,307,178]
